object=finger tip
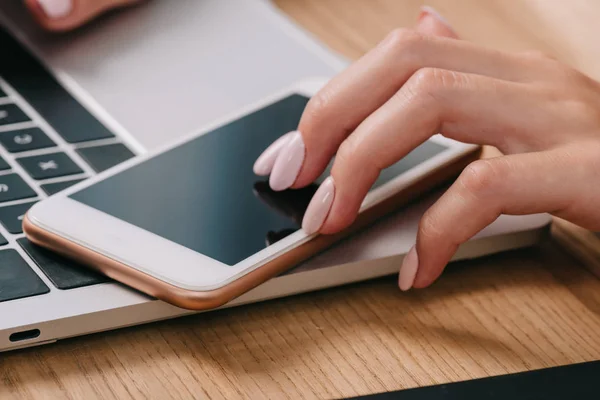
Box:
[252,160,271,177]
[301,176,335,235]
[301,221,318,236]
[268,132,305,192]
[253,131,296,178]
[398,279,412,292]
[399,246,419,291]
[26,0,141,32]
[38,0,73,18]
[267,166,289,192]
[25,0,79,32]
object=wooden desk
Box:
[3,1,600,398]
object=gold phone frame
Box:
[24,147,481,310]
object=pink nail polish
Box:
[399,246,419,291]
[37,0,73,18]
[302,177,335,234]
[253,132,294,176]
[269,131,305,191]
[419,5,455,33]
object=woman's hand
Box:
[24,0,142,31]
[253,6,600,291]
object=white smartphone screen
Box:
[69,94,447,265]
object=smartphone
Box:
[24,78,480,310]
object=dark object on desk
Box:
[348,360,599,399]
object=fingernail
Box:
[302,177,335,234]
[37,0,73,19]
[419,5,455,32]
[399,246,419,291]
[253,132,294,176]
[269,130,305,191]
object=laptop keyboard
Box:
[0,249,49,302]
[17,238,108,290]
[0,27,135,303]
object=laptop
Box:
[0,0,551,352]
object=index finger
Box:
[292,29,540,190]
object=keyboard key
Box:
[17,152,83,180]
[0,249,49,302]
[0,103,30,126]
[41,179,84,196]
[0,233,7,246]
[18,238,108,290]
[0,128,56,153]
[76,143,135,173]
[0,201,36,234]
[0,155,10,171]
[0,174,36,203]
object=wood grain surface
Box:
[4,1,600,399]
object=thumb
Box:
[25,0,142,32]
[415,6,459,39]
